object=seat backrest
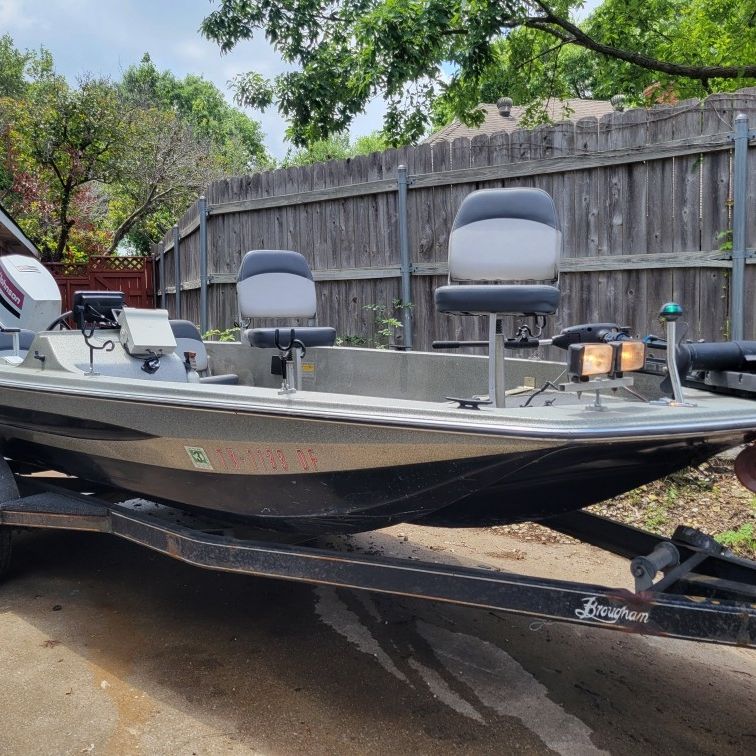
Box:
[169,319,209,371]
[448,188,561,283]
[237,250,317,319]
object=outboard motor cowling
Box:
[0,255,61,331]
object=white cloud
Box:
[0,0,34,28]
[172,39,209,63]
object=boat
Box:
[0,188,754,535]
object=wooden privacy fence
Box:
[153,88,756,351]
[46,256,155,312]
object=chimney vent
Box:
[611,94,626,112]
[497,96,513,117]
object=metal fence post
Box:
[158,241,165,309]
[199,195,208,335]
[731,114,749,341]
[173,224,181,320]
[397,165,414,349]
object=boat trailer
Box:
[0,462,754,649]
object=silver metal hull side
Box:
[0,380,753,533]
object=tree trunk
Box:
[52,181,75,262]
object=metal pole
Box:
[198,195,208,335]
[397,165,414,349]
[158,241,165,309]
[731,114,748,341]
[172,224,181,320]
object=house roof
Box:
[426,99,615,144]
[0,202,39,258]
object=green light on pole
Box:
[659,302,683,321]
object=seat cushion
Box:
[435,285,560,316]
[245,327,336,349]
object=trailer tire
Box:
[0,527,10,579]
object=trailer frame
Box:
[1,462,754,649]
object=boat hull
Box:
[0,382,750,534]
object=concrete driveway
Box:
[0,524,754,755]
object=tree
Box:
[0,34,32,98]
[1,41,273,260]
[105,109,220,253]
[281,131,388,166]
[120,54,271,173]
[201,0,756,145]
[2,73,127,260]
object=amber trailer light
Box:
[613,341,646,374]
[568,343,614,380]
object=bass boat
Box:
[0,188,754,534]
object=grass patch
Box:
[716,523,756,553]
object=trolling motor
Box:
[551,322,634,350]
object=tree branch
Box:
[526,0,756,79]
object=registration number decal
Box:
[185,446,214,470]
[213,446,319,473]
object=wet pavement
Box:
[0,524,754,755]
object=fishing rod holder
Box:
[273,328,306,394]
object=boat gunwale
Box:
[0,373,754,444]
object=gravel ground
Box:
[494,458,756,560]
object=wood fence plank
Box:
[381,148,400,268]
[701,93,736,254]
[298,164,315,269]
[311,160,328,273]
[573,117,600,259]
[408,143,434,265]
[550,122,575,257]
[326,158,344,271]
[598,112,623,257]
[431,140,453,262]
[470,133,490,168]
[489,131,510,166]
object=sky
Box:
[0,0,386,160]
[0,0,601,160]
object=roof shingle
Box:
[426,99,615,144]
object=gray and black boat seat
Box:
[434,188,562,408]
[168,320,239,385]
[434,187,561,317]
[236,250,336,349]
[0,328,35,357]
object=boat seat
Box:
[168,320,239,385]
[237,250,335,390]
[434,188,561,407]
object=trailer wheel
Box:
[0,527,10,579]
